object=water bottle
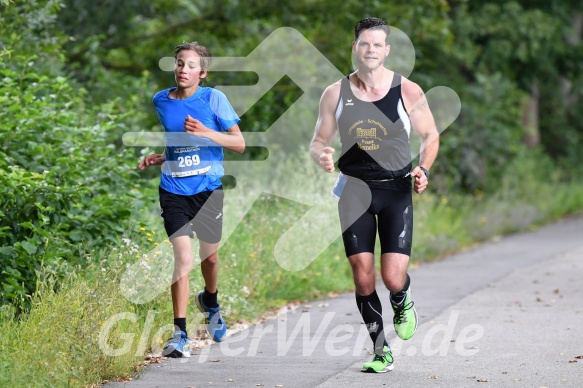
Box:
[331,172,347,201]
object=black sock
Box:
[203,287,218,308]
[390,273,411,305]
[355,290,388,355]
[174,317,187,336]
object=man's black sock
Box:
[390,273,411,305]
[355,290,388,355]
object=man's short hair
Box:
[354,17,390,44]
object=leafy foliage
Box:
[1,0,582,306]
[1,1,583,384]
[0,2,150,306]
[436,73,524,191]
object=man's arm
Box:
[402,79,440,193]
[310,82,341,173]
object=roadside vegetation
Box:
[1,0,582,385]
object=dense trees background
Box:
[1,0,582,306]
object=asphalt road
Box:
[107,216,583,387]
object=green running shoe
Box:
[361,346,394,373]
[391,288,418,340]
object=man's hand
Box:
[184,115,211,137]
[139,153,165,170]
[319,147,335,173]
[412,166,428,194]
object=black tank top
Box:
[336,73,412,190]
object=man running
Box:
[310,17,439,372]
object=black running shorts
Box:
[159,186,224,243]
[338,178,413,257]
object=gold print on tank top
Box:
[348,118,389,151]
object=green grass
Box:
[412,152,583,262]
[0,264,164,387]
[1,153,583,386]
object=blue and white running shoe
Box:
[195,291,227,342]
[162,330,191,358]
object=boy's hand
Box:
[139,153,165,170]
[184,115,211,137]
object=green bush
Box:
[433,72,525,193]
[0,160,82,302]
[0,63,148,306]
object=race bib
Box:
[164,146,213,178]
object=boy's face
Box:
[174,49,207,89]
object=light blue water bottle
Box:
[331,172,347,201]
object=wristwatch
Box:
[419,166,430,179]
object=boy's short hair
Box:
[174,42,212,84]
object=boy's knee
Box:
[202,252,219,265]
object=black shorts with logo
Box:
[338,177,413,257]
[159,186,224,243]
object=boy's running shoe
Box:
[362,346,394,373]
[391,288,418,340]
[195,291,227,342]
[162,330,191,358]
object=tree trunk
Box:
[561,12,582,110]
[522,79,539,148]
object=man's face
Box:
[174,49,207,89]
[352,29,390,71]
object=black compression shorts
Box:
[338,178,413,257]
[159,186,224,243]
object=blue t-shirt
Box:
[153,86,240,195]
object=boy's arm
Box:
[138,152,166,170]
[184,116,245,154]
